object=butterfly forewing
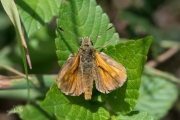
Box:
[57,53,83,96]
[94,52,127,93]
[99,52,127,82]
[57,36,127,100]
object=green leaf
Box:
[55,0,152,115]
[41,83,110,120]
[56,0,119,66]
[104,36,152,114]
[15,0,60,37]
[9,103,54,120]
[1,0,31,103]
[111,111,154,120]
[134,70,179,119]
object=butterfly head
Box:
[80,37,93,47]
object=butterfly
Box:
[57,29,127,100]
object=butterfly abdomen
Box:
[80,45,96,100]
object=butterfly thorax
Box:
[79,37,95,76]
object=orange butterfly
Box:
[57,30,127,100]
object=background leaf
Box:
[134,70,179,119]
[41,83,110,120]
[104,37,152,114]
[15,0,60,37]
[1,0,32,103]
[1,0,31,68]
[111,111,154,120]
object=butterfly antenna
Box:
[94,25,118,49]
[58,27,81,40]
[96,26,113,39]
[95,38,118,50]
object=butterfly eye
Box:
[79,41,82,46]
[90,41,93,45]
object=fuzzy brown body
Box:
[57,37,127,100]
[79,40,95,100]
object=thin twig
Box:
[146,45,180,67]
[0,63,31,79]
[145,66,180,83]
